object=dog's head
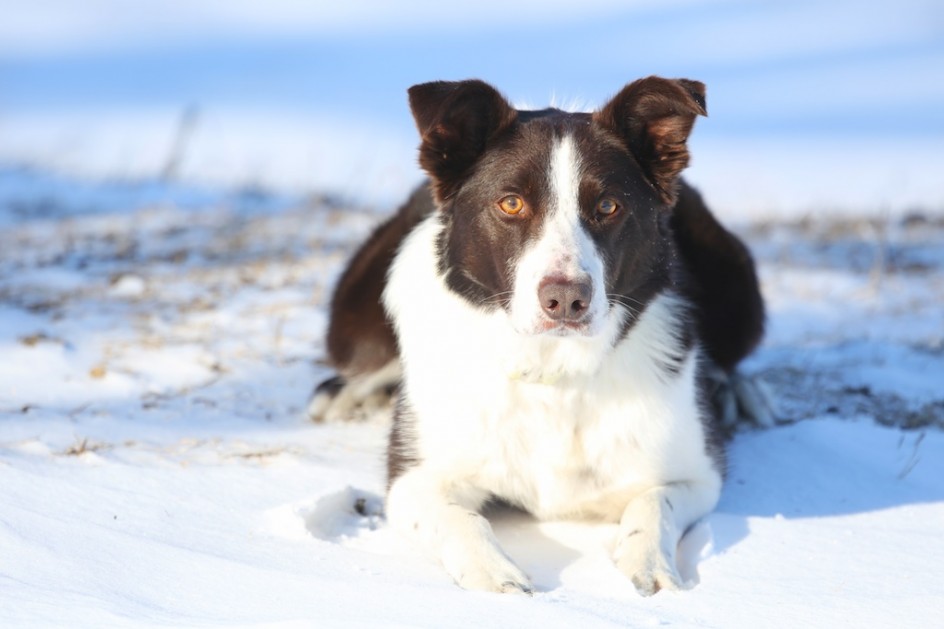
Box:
[409,77,705,338]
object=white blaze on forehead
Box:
[507,133,609,335]
[549,134,582,223]
[543,133,600,281]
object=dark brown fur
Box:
[671,182,765,372]
[318,78,764,422]
[325,180,762,380]
[324,185,434,378]
[594,77,707,206]
[409,80,519,204]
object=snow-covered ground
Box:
[2,1,944,626]
[1,169,942,627]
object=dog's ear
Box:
[594,77,706,206]
[408,80,517,203]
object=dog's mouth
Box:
[533,318,595,337]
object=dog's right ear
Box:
[408,80,517,203]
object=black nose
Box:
[538,276,593,322]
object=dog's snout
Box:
[538,275,593,322]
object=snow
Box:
[1,172,943,627]
[2,1,944,626]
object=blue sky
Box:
[1,0,942,212]
[4,1,943,133]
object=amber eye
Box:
[597,198,619,216]
[498,195,525,215]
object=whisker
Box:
[606,293,646,309]
[482,290,514,306]
[607,295,640,320]
[610,303,638,315]
[457,271,514,307]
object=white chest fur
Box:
[384,216,718,523]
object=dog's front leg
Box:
[386,468,532,594]
[614,478,721,596]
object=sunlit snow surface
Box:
[1,171,942,627]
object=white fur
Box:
[382,134,722,596]
[509,135,609,337]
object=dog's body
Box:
[311,77,764,595]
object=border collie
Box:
[310,77,765,596]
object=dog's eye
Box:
[597,198,619,216]
[498,195,525,215]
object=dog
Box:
[309,77,765,596]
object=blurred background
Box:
[1,0,943,218]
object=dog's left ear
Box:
[408,80,517,203]
[594,77,706,206]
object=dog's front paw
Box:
[614,532,688,596]
[443,544,533,595]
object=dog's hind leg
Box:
[308,359,402,422]
[703,363,778,430]
[671,182,776,428]
[309,185,435,421]
[671,181,765,373]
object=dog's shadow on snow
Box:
[711,420,943,554]
[301,487,587,590]
[485,505,585,591]
[491,508,711,591]
[297,419,941,589]
[300,487,710,591]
